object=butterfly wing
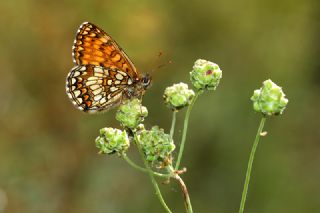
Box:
[72,22,139,79]
[66,65,134,113]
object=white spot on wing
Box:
[94,67,103,73]
[74,90,81,97]
[71,78,76,84]
[94,95,102,101]
[117,71,127,76]
[73,71,80,77]
[86,81,96,86]
[115,73,123,80]
[94,72,103,77]
[93,88,103,95]
[100,97,107,104]
[90,85,100,90]
[87,77,98,81]
[110,87,118,92]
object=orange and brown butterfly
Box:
[66,22,151,113]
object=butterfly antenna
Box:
[150,51,172,74]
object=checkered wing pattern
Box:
[66,65,134,113]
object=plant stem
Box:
[134,134,172,213]
[167,166,193,213]
[170,110,177,139]
[239,116,267,213]
[123,154,171,178]
[175,91,201,170]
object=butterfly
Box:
[66,22,151,113]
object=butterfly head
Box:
[128,74,151,98]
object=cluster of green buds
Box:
[163,82,195,111]
[137,126,175,166]
[251,79,288,116]
[190,59,222,91]
[95,127,130,156]
[116,98,148,130]
[91,57,291,213]
[96,99,148,156]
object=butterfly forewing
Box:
[72,22,138,78]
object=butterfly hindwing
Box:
[66,65,133,113]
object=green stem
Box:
[175,91,201,170]
[123,154,171,178]
[170,110,177,139]
[134,134,172,213]
[239,116,267,213]
[167,166,193,213]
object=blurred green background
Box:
[1,0,319,212]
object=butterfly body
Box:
[66,22,151,113]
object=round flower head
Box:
[116,99,148,130]
[190,59,222,90]
[95,127,130,156]
[251,79,288,116]
[163,83,195,111]
[138,126,175,166]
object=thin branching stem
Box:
[123,154,171,178]
[167,166,193,213]
[134,133,172,213]
[239,116,267,213]
[175,91,201,170]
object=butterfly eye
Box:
[142,75,151,88]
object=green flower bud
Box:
[136,124,146,132]
[163,82,195,111]
[190,59,222,90]
[251,79,289,116]
[138,126,175,165]
[116,99,148,129]
[95,127,130,155]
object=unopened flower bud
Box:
[251,79,288,116]
[95,127,130,155]
[163,82,195,111]
[138,126,175,165]
[116,99,148,129]
[190,59,222,90]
